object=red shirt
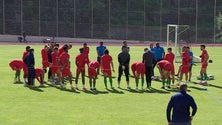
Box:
[89,61,100,69]
[165,52,175,64]
[9,60,24,69]
[157,60,171,69]
[101,55,112,70]
[35,68,44,77]
[60,52,70,67]
[51,52,59,66]
[41,48,48,61]
[201,50,208,63]
[58,46,64,56]
[75,53,89,68]
[182,52,190,65]
[83,47,89,55]
[22,51,29,61]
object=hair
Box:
[68,44,72,48]
[54,47,58,51]
[63,46,68,51]
[26,46,31,51]
[179,84,188,91]
[104,49,109,54]
[187,46,190,49]
[55,43,60,47]
[79,48,84,53]
[121,46,127,51]
[123,41,127,44]
[144,48,148,52]
[200,44,206,49]
[29,48,34,52]
[83,43,87,46]
[167,48,172,51]
[99,41,103,45]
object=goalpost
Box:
[167,24,201,63]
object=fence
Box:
[0,0,222,43]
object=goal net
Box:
[166,24,201,63]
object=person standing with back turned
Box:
[166,84,197,125]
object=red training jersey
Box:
[75,53,89,68]
[165,52,175,64]
[58,46,64,56]
[35,68,44,77]
[41,48,48,61]
[83,47,89,55]
[9,60,24,70]
[182,52,190,65]
[22,51,29,61]
[51,52,59,66]
[201,50,208,63]
[60,52,70,67]
[89,61,100,69]
[101,55,112,70]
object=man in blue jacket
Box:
[166,84,197,125]
[24,48,36,86]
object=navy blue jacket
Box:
[25,52,35,68]
[167,91,197,123]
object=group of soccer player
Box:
[9,41,209,90]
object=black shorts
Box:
[189,64,193,71]
[97,56,101,64]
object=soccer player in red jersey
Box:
[60,46,73,89]
[165,48,175,85]
[199,45,209,85]
[131,62,145,89]
[88,60,100,90]
[178,46,191,85]
[156,60,173,89]
[83,43,90,61]
[101,49,115,89]
[58,44,67,56]
[35,68,45,86]
[75,48,89,90]
[22,46,30,85]
[9,60,24,83]
[41,44,50,79]
[51,47,62,86]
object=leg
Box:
[117,66,123,88]
[124,66,130,88]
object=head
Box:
[182,46,187,52]
[55,43,60,48]
[50,41,55,48]
[200,45,205,51]
[99,41,104,46]
[144,48,148,52]
[167,48,172,53]
[150,43,153,48]
[68,44,72,49]
[26,46,31,51]
[29,48,34,54]
[83,43,87,47]
[187,46,190,51]
[54,47,58,52]
[63,45,68,52]
[179,84,188,92]
[123,41,127,46]
[122,46,128,52]
[104,49,109,55]
[156,42,160,47]
[79,48,84,54]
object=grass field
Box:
[0,44,222,125]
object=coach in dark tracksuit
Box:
[24,48,35,86]
[143,48,154,88]
[117,46,130,88]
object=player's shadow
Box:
[28,86,44,92]
[92,89,109,94]
[54,86,80,94]
[188,86,207,91]
[143,87,170,94]
[119,87,144,94]
[208,84,222,89]
[106,88,124,94]
[13,81,23,84]
[165,87,179,92]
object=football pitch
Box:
[0,44,221,125]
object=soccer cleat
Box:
[93,88,97,91]
[199,81,203,85]
[90,88,93,91]
[39,84,44,87]
[14,78,17,83]
[83,87,87,91]
[23,83,28,87]
[161,86,165,89]
[203,81,208,85]
[70,85,75,90]
[167,86,171,89]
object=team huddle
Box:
[9,41,209,90]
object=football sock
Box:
[167,80,171,86]
[109,78,113,87]
[162,78,166,86]
[204,74,208,80]
[135,79,139,87]
[104,77,107,87]
[93,83,96,88]
[201,74,204,81]
[15,72,18,78]
[141,79,144,87]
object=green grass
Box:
[0,44,222,125]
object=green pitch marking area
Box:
[0,45,221,125]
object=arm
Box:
[166,98,173,123]
[190,97,197,119]
[157,65,163,78]
[111,61,115,72]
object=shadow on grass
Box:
[54,86,81,94]
[28,86,44,92]
[106,88,124,94]
[13,81,23,84]
[143,87,170,94]
[119,87,144,94]
[208,84,222,89]
[188,86,207,91]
